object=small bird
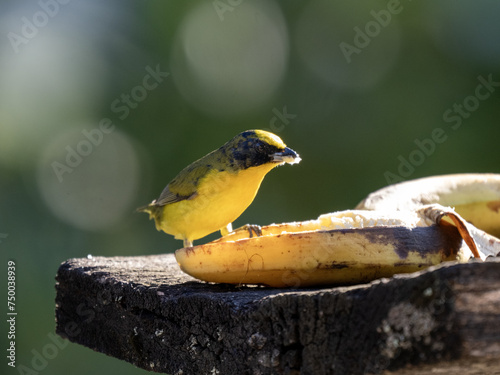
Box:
[138,129,301,248]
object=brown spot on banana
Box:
[487,200,500,213]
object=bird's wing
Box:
[154,185,193,206]
[154,162,212,206]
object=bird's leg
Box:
[183,238,193,248]
[220,223,233,237]
[233,224,263,238]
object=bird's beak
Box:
[271,147,301,165]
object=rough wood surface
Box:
[55,255,500,375]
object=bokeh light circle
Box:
[36,125,140,231]
[0,34,108,168]
[170,0,289,118]
[295,0,401,91]
[425,1,500,70]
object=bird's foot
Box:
[219,223,263,239]
[234,224,263,238]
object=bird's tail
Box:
[136,204,152,214]
[136,201,161,219]
[137,202,165,233]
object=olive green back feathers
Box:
[138,130,289,213]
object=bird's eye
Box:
[253,140,266,151]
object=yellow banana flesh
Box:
[175,174,500,287]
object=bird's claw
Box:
[235,224,263,238]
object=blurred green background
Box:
[1,0,500,374]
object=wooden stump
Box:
[55,254,500,375]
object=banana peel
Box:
[175,174,500,287]
[357,173,500,238]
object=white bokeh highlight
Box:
[295,0,401,91]
[170,0,289,118]
[37,125,140,231]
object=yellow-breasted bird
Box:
[137,129,300,248]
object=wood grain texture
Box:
[55,255,500,375]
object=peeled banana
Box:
[175,174,500,287]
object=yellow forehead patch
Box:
[253,129,286,148]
